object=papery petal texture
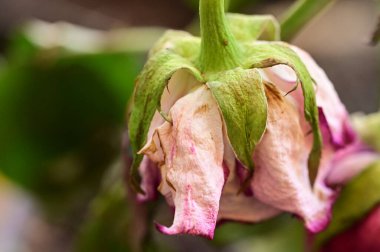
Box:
[263,46,355,147]
[136,69,201,202]
[141,86,225,238]
[251,83,330,233]
[218,142,280,222]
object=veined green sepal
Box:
[207,68,267,170]
[149,30,201,63]
[227,14,280,42]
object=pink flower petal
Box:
[218,143,280,222]
[136,69,201,202]
[141,86,225,238]
[251,83,331,233]
[326,144,380,185]
[263,46,356,147]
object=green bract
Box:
[207,68,267,170]
[128,11,322,192]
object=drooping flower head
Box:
[125,0,378,239]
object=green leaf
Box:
[315,161,380,248]
[128,50,202,192]
[207,68,267,170]
[227,14,281,42]
[243,41,322,183]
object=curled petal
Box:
[141,86,225,238]
[263,46,355,147]
[251,83,331,233]
[136,69,201,201]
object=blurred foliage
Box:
[280,0,336,41]
[213,215,306,252]
[75,163,132,252]
[353,112,380,152]
[0,22,144,215]
[371,16,380,45]
[183,0,256,12]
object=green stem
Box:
[280,0,336,41]
[198,0,241,74]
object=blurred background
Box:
[0,0,378,251]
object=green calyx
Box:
[127,1,322,193]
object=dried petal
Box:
[263,46,355,147]
[136,69,201,201]
[218,142,280,222]
[251,83,330,233]
[141,86,225,238]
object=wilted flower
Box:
[126,0,378,239]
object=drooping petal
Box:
[263,46,355,147]
[141,86,225,238]
[218,142,280,222]
[251,83,331,233]
[136,69,201,202]
[261,46,374,221]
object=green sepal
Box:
[315,161,380,248]
[243,41,322,184]
[128,50,202,192]
[227,14,280,42]
[149,30,200,63]
[207,68,267,170]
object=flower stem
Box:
[280,0,336,41]
[198,0,241,74]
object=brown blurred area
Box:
[0,0,378,112]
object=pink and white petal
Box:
[218,142,280,222]
[160,69,202,113]
[137,69,201,201]
[141,123,175,207]
[326,143,380,186]
[251,83,331,233]
[263,46,355,146]
[152,86,225,239]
